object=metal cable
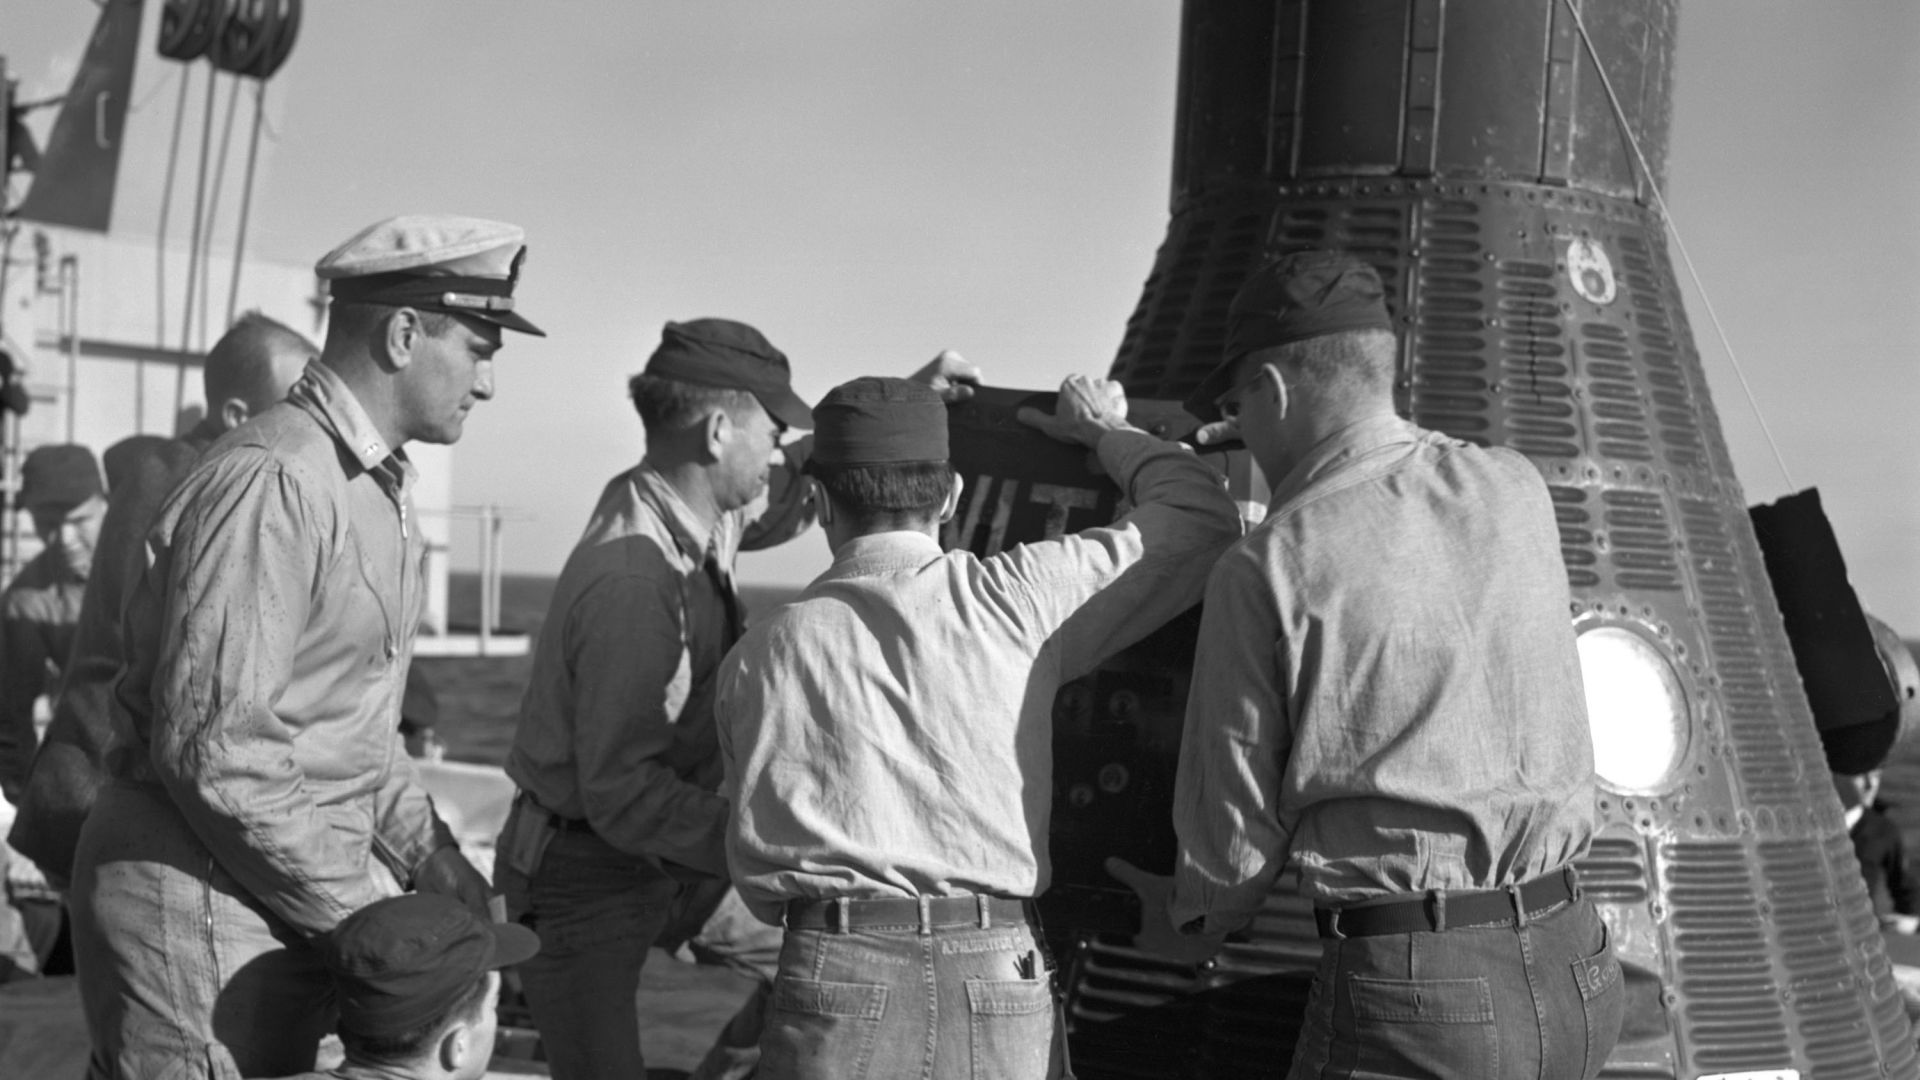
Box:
[226,80,268,329]
[1561,0,1797,491]
[155,67,193,351]
[197,75,243,354]
[128,65,180,115]
[180,65,218,357]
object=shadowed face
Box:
[402,315,502,445]
[715,400,786,512]
[1213,351,1293,479]
[31,495,107,580]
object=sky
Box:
[8,1,1918,630]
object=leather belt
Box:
[785,894,1034,932]
[1314,866,1579,939]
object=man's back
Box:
[723,536,1072,914]
[1175,414,1594,916]
[722,428,1239,921]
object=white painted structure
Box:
[0,225,522,654]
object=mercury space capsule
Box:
[942,1,1919,1077]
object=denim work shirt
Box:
[0,551,85,801]
[719,430,1241,924]
[505,453,815,877]
[106,361,450,937]
[1170,415,1596,934]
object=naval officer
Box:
[69,215,542,1079]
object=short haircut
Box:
[811,460,954,526]
[326,301,459,348]
[338,970,491,1066]
[204,310,314,409]
[1253,327,1397,396]
[628,373,757,433]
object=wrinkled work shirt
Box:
[8,430,211,879]
[105,362,449,937]
[506,454,815,877]
[0,552,85,801]
[719,430,1241,924]
[1170,415,1596,934]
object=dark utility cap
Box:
[324,893,539,1040]
[812,376,947,468]
[644,319,814,431]
[19,444,105,512]
[1184,251,1395,422]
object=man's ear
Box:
[437,1021,468,1071]
[1257,361,1289,421]
[939,472,965,524]
[379,308,424,372]
[218,398,250,432]
[700,408,734,463]
[811,478,834,526]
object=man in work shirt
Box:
[498,320,979,1080]
[1135,251,1621,1079]
[0,444,106,805]
[0,444,107,974]
[69,215,537,1079]
[10,312,313,888]
[717,374,1240,1079]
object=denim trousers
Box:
[1287,893,1623,1080]
[68,783,340,1080]
[758,904,1059,1080]
[497,811,764,1080]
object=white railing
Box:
[418,503,535,657]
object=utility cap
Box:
[19,444,104,513]
[1185,251,1394,422]
[316,215,545,337]
[812,376,947,468]
[324,893,539,1040]
[643,318,813,431]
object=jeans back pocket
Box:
[965,978,1054,1080]
[1347,974,1497,1077]
[764,976,889,1080]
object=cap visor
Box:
[757,386,815,431]
[475,310,547,338]
[1182,357,1241,424]
[487,921,542,968]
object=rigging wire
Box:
[128,65,180,115]
[226,80,268,329]
[180,64,218,357]
[197,75,243,354]
[1560,0,1797,492]
[154,65,193,352]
